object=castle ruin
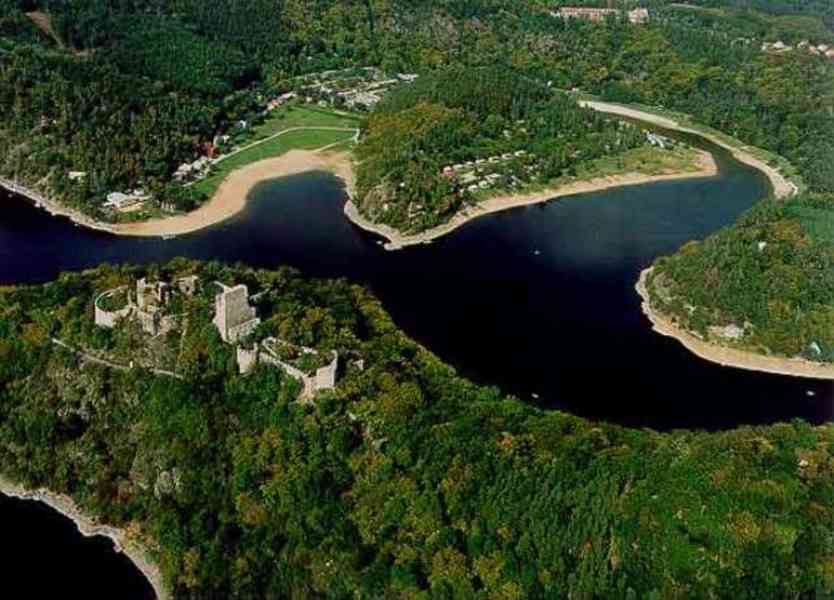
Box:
[95,276,199,336]
[213,283,261,343]
[236,337,338,401]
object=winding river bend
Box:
[1,125,832,597]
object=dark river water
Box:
[1,128,832,597]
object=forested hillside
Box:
[646,192,834,362]
[4,261,834,598]
[1,0,834,219]
[354,67,649,232]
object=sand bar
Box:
[345,149,718,250]
[636,268,834,380]
[0,475,168,600]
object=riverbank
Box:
[0,476,168,600]
[114,150,353,237]
[3,100,793,242]
[580,101,798,200]
[345,149,717,250]
[636,268,834,380]
[0,177,120,235]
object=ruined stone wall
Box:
[94,287,133,329]
[237,347,259,375]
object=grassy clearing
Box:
[250,105,360,139]
[787,205,834,243]
[192,129,354,198]
[576,145,705,179]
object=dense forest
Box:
[646,192,834,362]
[354,66,648,232]
[1,0,833,217]
[3,260,834,598]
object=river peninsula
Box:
[3,100,794,247]
[636,269,834,380]
[345,148,717,250]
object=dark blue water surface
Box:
[0,494,155,599]
[2,136,830,431]
[1,130,833,597]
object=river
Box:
[0,127,832,597]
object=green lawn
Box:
[249,105,360,139]
[193,128,356,198]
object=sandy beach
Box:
[113,150,354,237]
[636,268,834,380]
[345,149,718,250]
[3,101,797,242]
[0,475,168,600]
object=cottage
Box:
[105,190,149,211]
[628,8,649,24]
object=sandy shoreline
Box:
[114,150,354,237]
[581,101,798,199]
[636,268,834,380]
[345,150,718,250]
[3,101,795,242]
[0,475,168,599]
[1,150,354,239]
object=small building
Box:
[628,8,649,24]
[105,190,150,211]
[555,6,649,24]
[68,171,87,182]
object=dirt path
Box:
[26,12,68,51]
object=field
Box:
[575,144,706,179]
[191,105,359,198]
